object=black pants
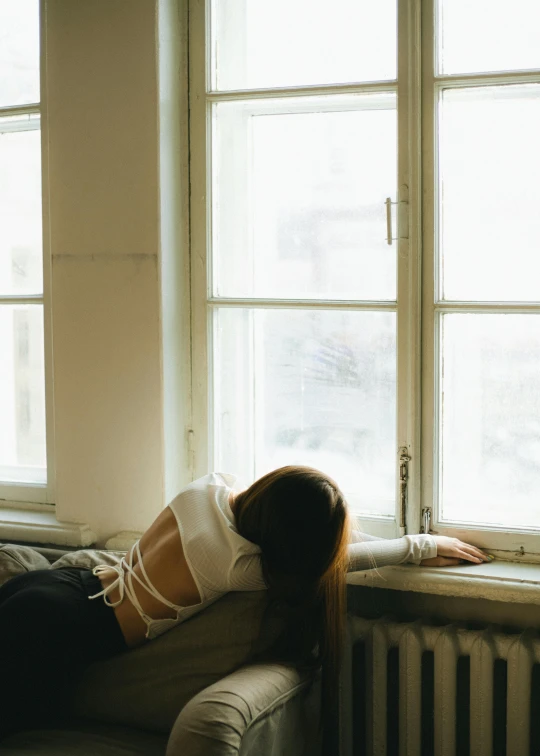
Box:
[0,567,128,740]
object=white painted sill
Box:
[347,560,540,606]
[0,504,140,551]
[0,504,96,548]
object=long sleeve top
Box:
[348,529,437,571]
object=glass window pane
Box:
[214,308,396,517]
[211,0,396,91]
[439,0,540,75]
[440,86,540,302]
[0,124,43,295]
[0,0,40,107]
[0,305,46,484]
[440,314,540,529]
[212,94,397,301]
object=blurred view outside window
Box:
[0,0,46,485]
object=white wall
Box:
[44,0,189,545]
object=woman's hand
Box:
[420,536,492,567]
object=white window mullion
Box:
[421,0,438,535]
[396,0,423,536]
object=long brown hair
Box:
[233,465,352,746]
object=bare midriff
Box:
[95,507,202,649]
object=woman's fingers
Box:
[457,542,490,561]
[432,536,492,562]
[437,557,462,566]
[455,549,483,564]
[420,556,462,567]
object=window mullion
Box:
[0,296,43,305]
[207,298,397,310]
[420,0,438,536]
[0,104,40,118]
[397,0,423,535]
[206,80,398,103]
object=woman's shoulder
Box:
[167,472,248,540]
[180,472,244,494]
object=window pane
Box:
[214,308,396,516]
[0,0,40,107]
[0,305,46,484]
[439,0,540,75]
[212,95,397,301]
[440,86,540,302]
[211,0,396,91]
[440,314,540,529]
[0,125,43,295]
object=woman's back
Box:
[96,506,202,648]
[92,473,266,647]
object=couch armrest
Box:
[166,663,321,756]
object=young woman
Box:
[0,466,489,741]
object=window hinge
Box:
[421,507,432,534]
[399,447,411,530]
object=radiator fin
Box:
[342,617,540,756]
[507,631,533,756]
[399,625,422,756]
[470,632,495,756]
[434,626,458,756]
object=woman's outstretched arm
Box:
[348,529,491,571]
[347,531,437,571]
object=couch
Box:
[0,544,322,756]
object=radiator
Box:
[340,616,540,756]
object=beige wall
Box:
[44,0,188,545]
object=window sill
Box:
[347,560,540,606]
[0,504,96,548]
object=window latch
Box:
[421,508,432,534]
[399,447,411,530]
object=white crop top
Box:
[87,473,266,640]
[87,472,437,641]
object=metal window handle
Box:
[385,189,409,245]
[386,197,397,245]
[385,197,393,245]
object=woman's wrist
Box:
[407,533,438,564]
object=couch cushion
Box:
[72,589,280,734]
[50,549,124,572]
[0,721,167,756]
[0,545,51,586]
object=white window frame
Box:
[189,0,540,556]
[188,0,421,541]
[421,0,540,560]
[0,2,55,507]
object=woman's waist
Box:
[90,562,208,642]
[79,566,106,597]
[89,566,158,647]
